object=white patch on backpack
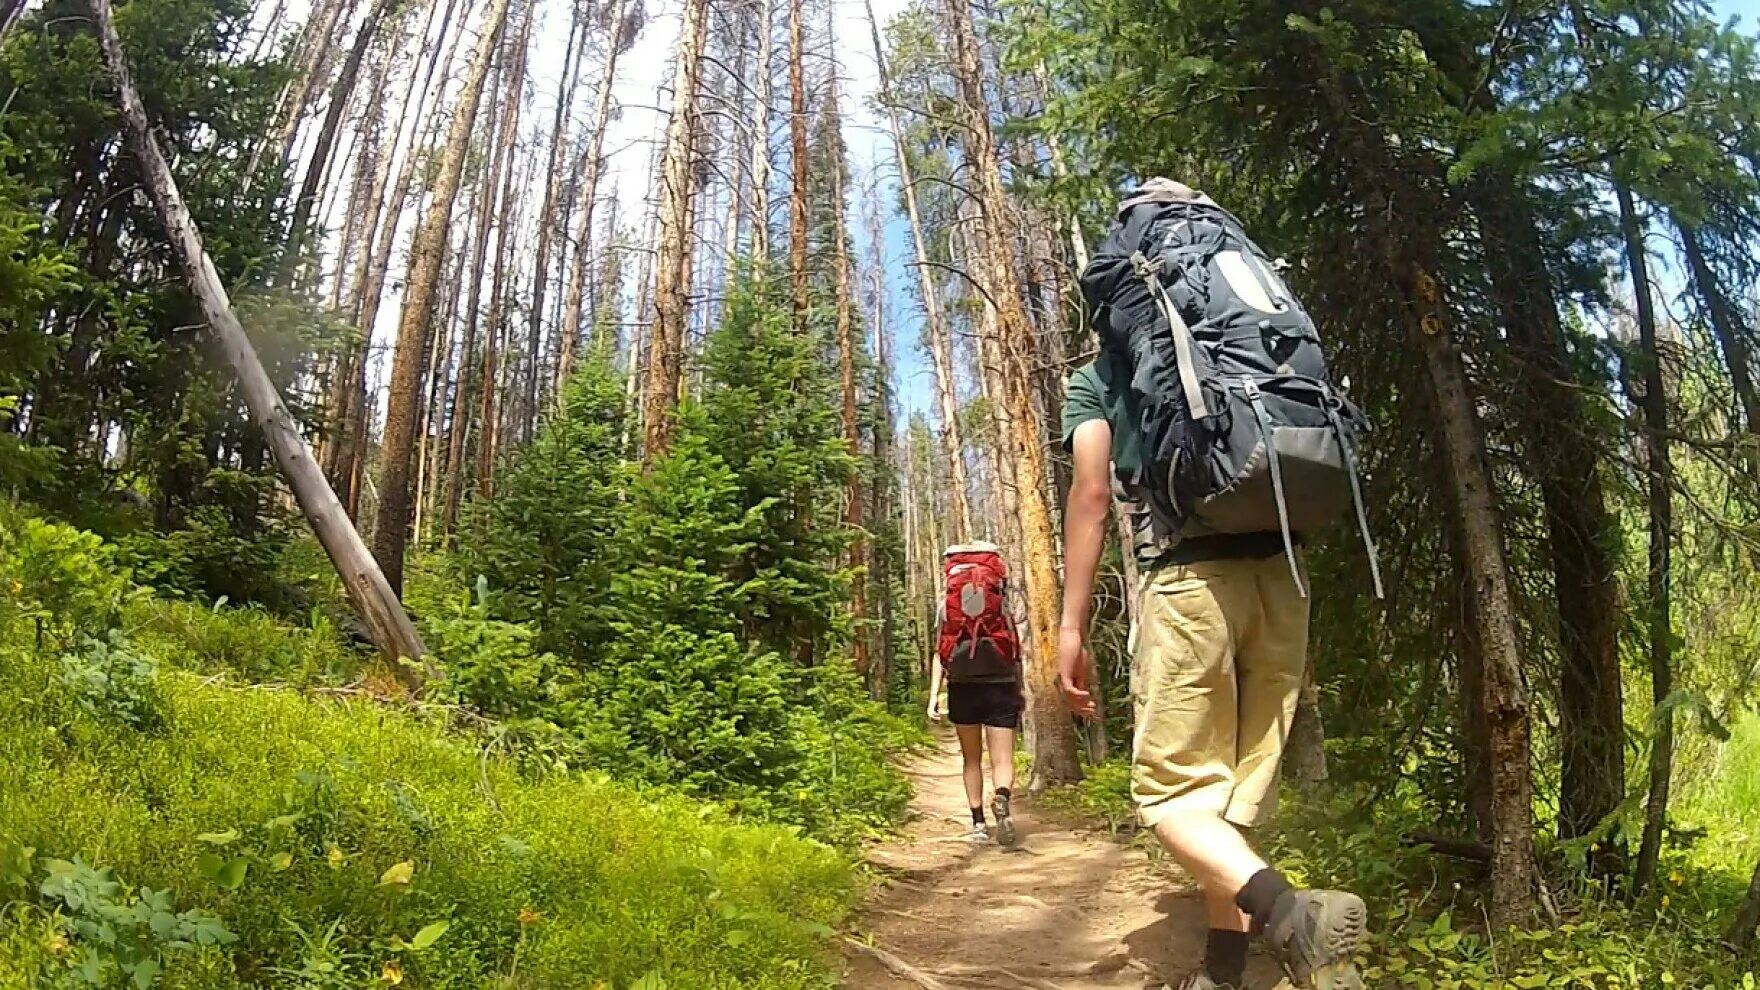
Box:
[959,583,986,618]
[1217,250,1279,312]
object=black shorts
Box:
[947,680,1022,729]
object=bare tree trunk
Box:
[1471,178,1626,867]
[718,10,750,306]
[786,0,808,336]
[1408,261,1536,926]
[286,0,402,269]
[641,0,709,467]
[1623,184,1676,896]
[479,89,537,500]
[555,0,634,391]
[370,0,519,593]
[864,0,973,543]
[826,61,868,676]
[524,0,587,424]
[749,0,772,267]
[867,188,898,701]
[87,0,428,676]
[265,0,351,174]
[942,0,1079,788]
[414,244,464,547]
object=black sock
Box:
[996,786,1011,798]
[1204,928,1250,987]
[1234,868,1294,930]
[971,806,986,826]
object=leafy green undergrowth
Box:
[0,642,855,989]
[1043,756,1758,988]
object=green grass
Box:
[0,642,856,989]
[1678,713,1760,873]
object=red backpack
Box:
[936,546,1019,680]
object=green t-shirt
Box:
[1062,355,1289,567]
[1061,353,1143,483]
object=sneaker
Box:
[964,822,991,843]
[1263,889,1368,990]
[990,792,1017,848]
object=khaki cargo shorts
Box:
[1129,554,1310,830]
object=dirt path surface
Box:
[840,728,1291,989]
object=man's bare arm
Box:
[1057,419,1112,716]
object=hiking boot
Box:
[964,822,991,843]
[990,792,1017,848]
[1263,889,1367,990]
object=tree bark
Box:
[87,0,427,677]
[524,0,587,422]
[371,0,519,593]
[641,0,709,467]
[1408,261,1536,927]
[786,0,809,336]
[1622,184,1675,896]
[479,109,538,501]
[942,0,1080,787]
[865,0,974,544]
[443,56,511,538]
[1472,179,1626,864]
[826,63,868,676]
[749,0,773,267]
[556,0,634,392]
[286,0,402,269]
[266,0,351,174]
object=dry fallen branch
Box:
[841,937,955,990]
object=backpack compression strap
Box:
[1130,251,1209,420]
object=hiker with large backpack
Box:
[1058,179,1374,990]
[927,541,1022,847]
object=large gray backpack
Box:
[1078,180,1381,597]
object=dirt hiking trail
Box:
[841,727,1295,989]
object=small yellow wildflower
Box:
[45,932,69,956]
[326,844,345,869]
[381,962,404,985]
[518,907,542,927]
[1668,870,1683,886]
[1661,894,1672,908]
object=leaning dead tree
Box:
[84,0,429,682]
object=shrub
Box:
[59,631,163,731]
[0,507,136,644]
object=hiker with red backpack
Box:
[927,541,1022,847]
[1058,179,1373,990]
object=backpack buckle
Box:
[1129,251,1161,280]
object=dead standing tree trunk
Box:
[86,0,429,679]
[556,0,637,391]
[285,0,403,274]
[825,51,868,677]
[942,0,1080,788]
[786,0,808,336]
[371,0,519,594]
[641,0,710,467]
[864,0,974,544]
[523,0,587,421]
